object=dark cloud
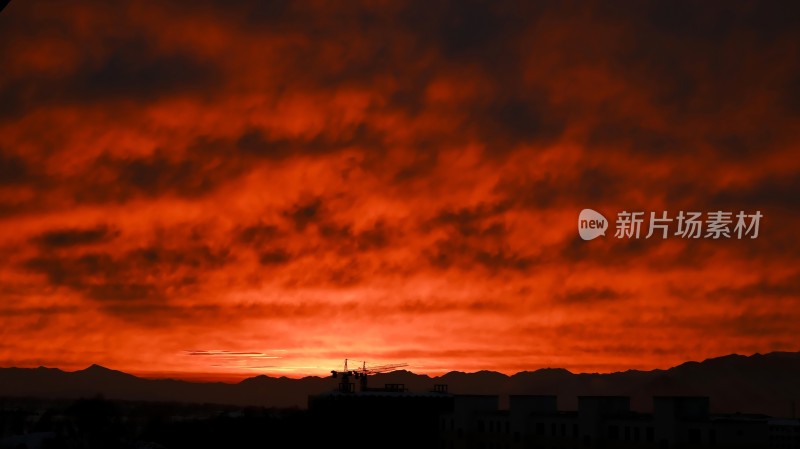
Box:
[235,125,384,160]
[115,154,219,197]
[275,196,395,253]
[23,244,230,303]
[32,224,119,248]
[351,221,391,251]
[0,35,222,118]
[283,197,322,231]
[392,150,439,182]
[704,132,779,161]
[434,0,508,58]
[476,95,567,153]
[70,151,245,203]
[258,249,291,266]
[426,237,534,273]
[494,167,624,211]
[586,121,686,157]
[235,130,293,159]
[319,220,395,254]
[783,73,800,116]
[423,201,535,272]
[567,2,800,161]
[708,174,800,212]
[237,222,281,246]
[73,36,222,101]
[0,150,34,186]
[426,201,511,236]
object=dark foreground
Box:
[0,397,319,449]
[2,395,799,449]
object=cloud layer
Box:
[0,0,798,378]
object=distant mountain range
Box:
[2,352,799,417]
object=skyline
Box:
[5,349,799,383]
[1,1,799,380]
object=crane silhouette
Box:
[331,359,408,392]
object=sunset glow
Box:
[0,1,798,380]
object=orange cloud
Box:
[0,0,798,380]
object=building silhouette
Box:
[439,394,800,449]
[309,372,799,449]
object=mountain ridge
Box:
[2,351,799,417]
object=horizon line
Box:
[4,349,800,384]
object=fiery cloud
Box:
[0,1,798,379]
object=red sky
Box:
[0,1,799,381]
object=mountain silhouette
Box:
[1,351,799,417]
